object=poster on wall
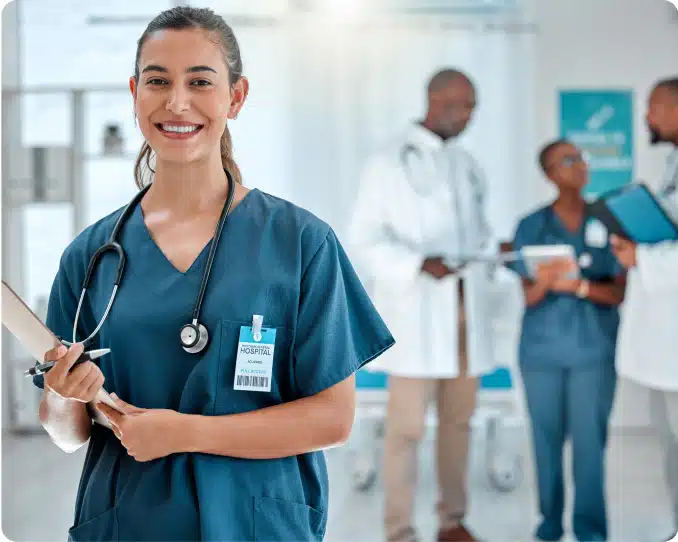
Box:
[559,90,634,196]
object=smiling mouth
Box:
[155,123,204,138]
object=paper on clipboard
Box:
[1,280,124,428]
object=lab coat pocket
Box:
[67,507,118,542]
[253,496,324,541]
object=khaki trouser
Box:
[649,389,678,531]
[383,301,478,542]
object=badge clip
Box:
[252,314,263,342]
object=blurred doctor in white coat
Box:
[348,69,497,542]
[611,77,678,542]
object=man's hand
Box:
[422,257,462,280]
[97,394,187,462]
[610,235,637,269]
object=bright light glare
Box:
[319,0,365,16]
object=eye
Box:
[146,78,167,86]
[191,79,213,87]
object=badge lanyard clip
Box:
[252,314,263,342]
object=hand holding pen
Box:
[34,343,108,404]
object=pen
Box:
[24,348,111,377]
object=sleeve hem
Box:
[295,337,395,399]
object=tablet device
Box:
[587,182,678,244]
[520,244,579,280]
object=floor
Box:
[1,426,675,542]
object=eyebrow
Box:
[141,64,217,74]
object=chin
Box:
[153,147,203,166]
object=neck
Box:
[553,189,585,212]
[420,118,450,142]
[146,152,229,213]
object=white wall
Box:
[532,0,678,428]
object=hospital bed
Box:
[346,270,527,493]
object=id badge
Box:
[233,315,276,392]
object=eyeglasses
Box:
[546,153,586,170]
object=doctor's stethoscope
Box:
[63,169,236,355]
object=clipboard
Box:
[587,182,678,244]
[1,280,124,428]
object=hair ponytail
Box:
[220,124,242,185]
[134,142,155,189]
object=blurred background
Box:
[2,0,677,541]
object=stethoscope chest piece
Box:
[180,322,209,354]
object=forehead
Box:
[139,28,226,70]
[649,86,678,107]
[548,143,578,162]
[437,79,475,101]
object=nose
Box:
[166,86,190,114]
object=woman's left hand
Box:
[96,394,186,462]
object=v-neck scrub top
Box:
[509,205,623,370]
[34,188,395,542]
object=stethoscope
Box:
[65,169,236,355]
[547,206,601,269]
[658,150,678,198]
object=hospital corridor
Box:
[2,1,678,541]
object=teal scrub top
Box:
[34,188,395,542]
[508,205,623,370]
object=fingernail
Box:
[111,393,118,399]
[57,345,68,356]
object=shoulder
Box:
[246,189,336,268]
[515,205,550,234]
[58,206,126,279]
[360,130,417,176]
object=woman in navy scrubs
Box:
[508,140,626,542]
[33,6,394,541]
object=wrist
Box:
[576,278,590,298]
[175,413,201,454]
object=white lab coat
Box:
[616,147,678,391]
[348,123,498,379]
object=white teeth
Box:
[160,124,200,134]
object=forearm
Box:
[585,280,625,306]
[39,389,92,452]
[181,393,354,460]
[523,281,549,306]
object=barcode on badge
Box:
[236,375,270,389]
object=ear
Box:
[227,76,249,119]
[129,76,137,99]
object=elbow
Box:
[324,406,355,448]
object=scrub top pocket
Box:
[253,496,324,542]
[68,507,118,542]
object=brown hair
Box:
[132,6,244,189]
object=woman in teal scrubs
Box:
[508,140,625,542]
[33,6,394,541]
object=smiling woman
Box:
[33,6,394,542]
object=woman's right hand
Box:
[43,342,105,403]
[534,258,576,288]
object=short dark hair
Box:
[427,69,474,94]
[654,77,678,100]
[538,139,570,173]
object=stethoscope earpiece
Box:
[180,322,209,354]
